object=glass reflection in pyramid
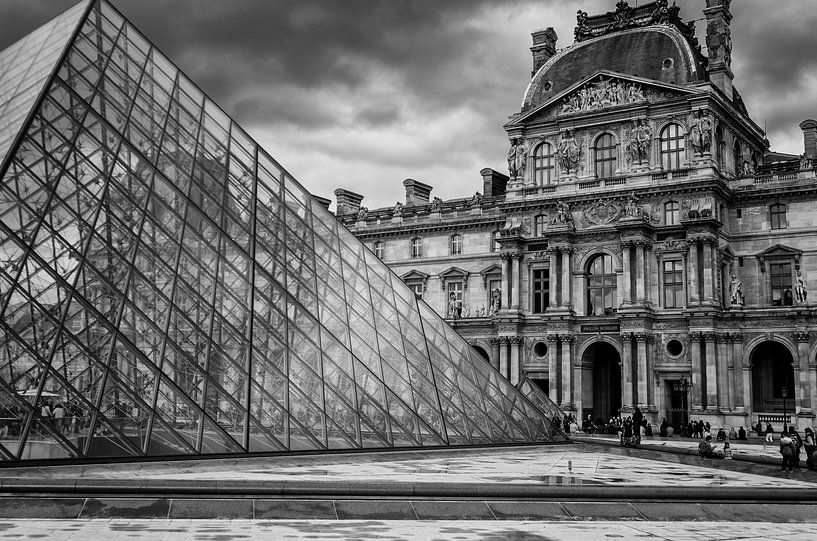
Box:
[0,0,567,463]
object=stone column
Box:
[635,243,646,304]
[741,367,752,415]
[560,248,572,308]
[732,334,746,410]
[490,338,501,372]
[547,335,559,402]
[688,240,700,304]
[500,253,510,311]
[702,239,714,304]
[511,254,522,310]
[690,332,703,410]
[716,333,730,412]
[560,334,573,408]
[509,337,521,385]
[795,332,812,413]
[499,337,510,380]
[646,335,656,408]
[704,333,718,410]
[621,333,634,410]
[635,334,648,407]
[548,250,558,309]
[620,242,632,306]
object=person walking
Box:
[764,422,775,448]
[788,426,803,469]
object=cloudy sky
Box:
[2,0,816,210]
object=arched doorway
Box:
[751,341,795,414]
[582,342,622,422]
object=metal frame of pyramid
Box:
[0,0,567,464]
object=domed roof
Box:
[523,26,706,112]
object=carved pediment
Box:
[480,264,502,287]
[514,71,695,125]
[758,244,802,264]
[400,270,429,283]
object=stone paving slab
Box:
[333,500,415,520]
[167,498,253,519]
[253,499,336,520]
[410,500,495,520]
[79,498,170,519]
[0,497,84,518]
[0,519,813,540]
[486,501,571,520]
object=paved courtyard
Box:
[0,519,813,540]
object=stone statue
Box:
[430,196,443,211]
[624,191,641,218]
[357,206,368,221]
[689,111,713,156]
[469,191,483,207]
[557,130,580,173]
[626,119,651,164]
[392,201,404,217]
[448,291,459,319]
[575,10,592,41]
[508,140,527,179]
[463,305,471,318]
[479,304,486,317]
[729,274,745,306]
[796,270,808,304]
[514,141,528,179]
[800,153,813,170]
[552,199,572,224]
[490,288,502,314]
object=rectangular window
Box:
[662,260,684,308]
[410,237,422,258]
[770,262,793,306]
[534,215,547,237]
[532,268,550,313]
[770,204,787,230]
[408,282,424,298]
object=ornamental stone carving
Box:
[392,201,404,217]
[581,199,622,227]
[557,129,582,174]
[624,119,652,165]
[689,111,714,155]
[655,239,688,255]
[508,139,528,179]
[560,77,646,115]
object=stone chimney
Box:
[530,27,557,77]
[312,195,332,212]
[800,119,817,158]
[704,0,734,100]
[334,188,363,216]
[480,168,509,197]
[403,179,433,206]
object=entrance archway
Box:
[582,342,622,422]
[751,341,795,413]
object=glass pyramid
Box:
[0,0,567,463]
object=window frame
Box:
[410,236,423,258]
[450,233,463,255]
[490,230,501,252]
[770,203,787,230]
[594,133,618,178]
[531,266,550,314]
[533,142,556,186]
[373,240,384,259]
[534,215,547,237]
[662,259,685,308]
[659,123,685,170]
[446,280,464,318]
[586,253,618,316]
[769,261,794,306]
[664,200,680,226]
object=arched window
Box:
[770,203,787,230]
[410,237,423,258]
[660,124,685,170]
[533,142,556,185]
[587,254,617,316]
[664,201,680,225]
[594,133,617,178]
[373,241,384,259]
[450,233,463,255]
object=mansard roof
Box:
[522,25,706,113]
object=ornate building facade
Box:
[337,1,817,430]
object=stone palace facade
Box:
[332,1,817,430]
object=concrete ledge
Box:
[1,477,816,502]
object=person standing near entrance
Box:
[780,431,796,472]
[764,422,775,448]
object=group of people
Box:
[778,426,815,471]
